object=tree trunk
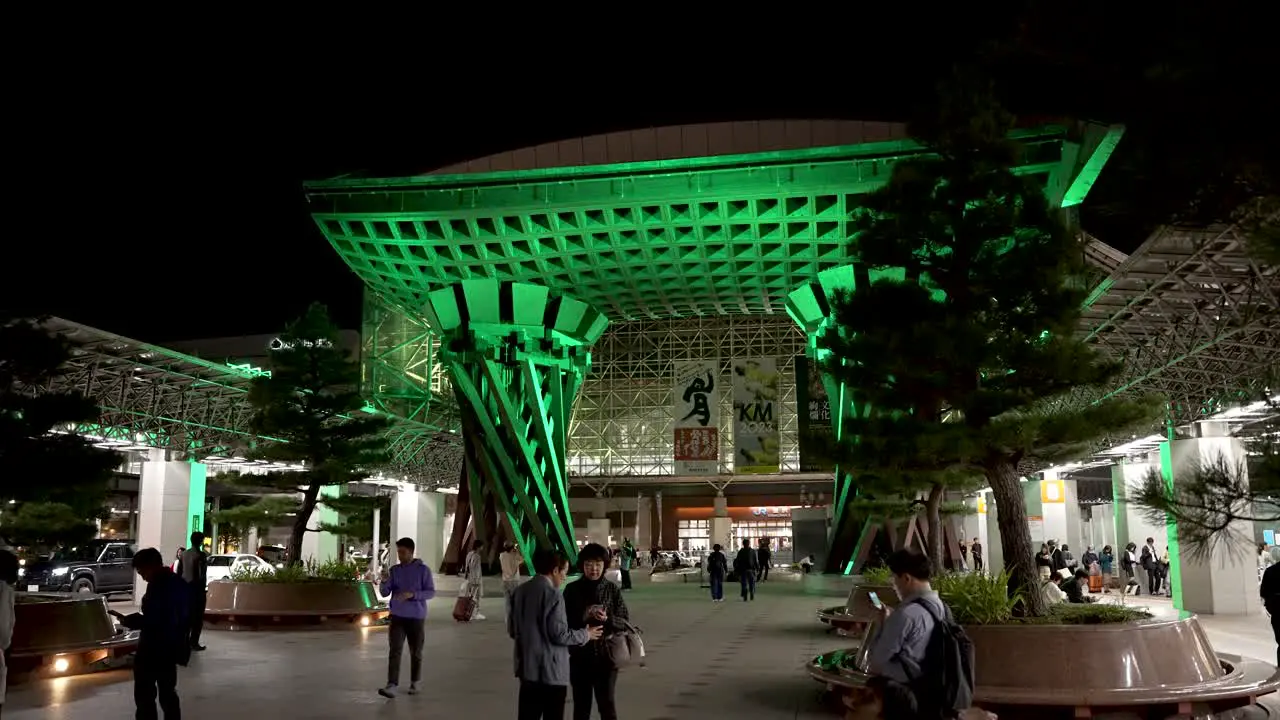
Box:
[288,483,322,567]
[983,456,1047,617]
[924,483,945,574]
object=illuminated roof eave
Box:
[307,122,1123,320]
[305,124,1073,193]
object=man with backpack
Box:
[866,549,975,719]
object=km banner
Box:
[731,357,780,474]
[673,360,719,475]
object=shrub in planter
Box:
[227,558,364,584]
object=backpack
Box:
[910,598,975,717]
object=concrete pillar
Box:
[710,491,732,552]
[1112,456,1167,553]
[300,485,341,565]
[586,518,611,548]
[635,493,653,550]
[390,489,446,570]
[135,450,206,599]
[246,526,260,555]
[655,491,663,547]
[1168,427,1263,617]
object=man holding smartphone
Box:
[116,547,189,720]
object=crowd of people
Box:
[15,526,1273,720]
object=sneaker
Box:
[408,682,421,695]
[473,613,486,621]
[378,684,398,698]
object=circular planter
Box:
[817,584,897,634]
[204,580,388,630]
[9,592,139,679]
[809,614,1280,718]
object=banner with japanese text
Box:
[795,355,834,472]
[732,357,780,474]
[673,360,719,475]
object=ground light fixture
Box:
[52,656,71,673]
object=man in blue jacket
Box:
[118,547,189,720]
[378,537,436,698]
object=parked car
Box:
[256,545,287,567]
[206,554,275,585]
[19,540,138,595]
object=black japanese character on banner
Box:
[681,372,715,426]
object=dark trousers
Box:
[571,660,618,720]
[1269,606,1279,666]
[387,615,425,686]
[134,658,180,720]
[188,591,206,648]
[518,680,566,720]
[1146,566,1159,595]
[740,570,756,600]
[757,563,770,582]
[621,569,632,590]
[709,574,724,600]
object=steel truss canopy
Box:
[24,318,463,487]
[1079,214,1280,428]
[306,119,1122,322]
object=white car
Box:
[206,554,274,585]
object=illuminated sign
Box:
[750,506,792,518]
[269,337,333,351]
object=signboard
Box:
[795,355,833,472]
[750,506,793,518]
[1027,515,1044,543]
[731,357,780,474]
[673,360,719,475]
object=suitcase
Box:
[1088,574,1103,593]
[452,595,477,622]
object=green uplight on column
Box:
[1159,441,1183,612]
[188,461,208,538]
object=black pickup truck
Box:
[20,539,138,595]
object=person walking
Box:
[0,549,17,717]
[508,549,601,720]
[706,543,728,602]
[733,539,758,601]
[971,537,984,574]
[501,542,524,603]
[176,531,209,652]
[463,541,486,621]
[377,537,436,699]
[564,543,630,720]
[756,539,772,582]
[619,539,635,591]
[117,548,189,720]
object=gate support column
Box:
[424,279,609,567]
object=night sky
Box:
[7,10,1271,344]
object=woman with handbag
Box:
[564,542,631,720]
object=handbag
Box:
[603,619,644,669]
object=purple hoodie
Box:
[380,559,436,619]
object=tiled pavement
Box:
[5,576,1276,718]
[6,575,844,719]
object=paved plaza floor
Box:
[6,576,1277,719]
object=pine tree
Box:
[0,316,120,546]
[822,72,1161,615]
[242,304,391,565]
